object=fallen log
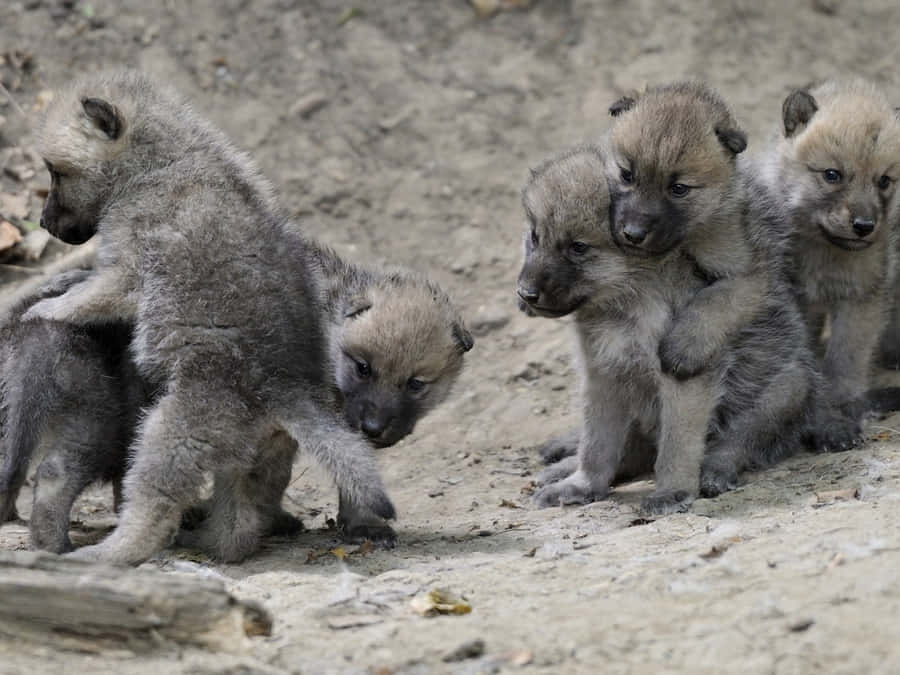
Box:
[0,551,271,653]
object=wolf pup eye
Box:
[407,377,426,393]
[569,241,589,255]
[620,167,634,184]
[356,360,372,378]
[823,169,842,184]
[530,227,539,246]
[669,183,690,198]
[878,174,893,190]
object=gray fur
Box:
[23,70,395,565]
[757,78,900,416]
[519,140,830,514]
[0,270,151,553]
[184,245,473,556]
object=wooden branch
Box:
[0,551,271,653]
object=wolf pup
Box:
[519,141,831,512]
[0,269,152,553]
[181,248,474,558]
[23,70,396,564]
[757,78,900,416]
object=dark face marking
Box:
[516,229,588,318]
[337,352,424,446]
[608,185,688,257]
[39,164,100,245]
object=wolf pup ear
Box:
[782,89,818,137]
[343,296,372,319]
[452,323,474,353]
[608,96,636,117]
[714,126,747,155]
[81,97,124,140]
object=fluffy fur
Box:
[24,70,395,564]
[518,139,831,513]
[0,269,152,552]
[183,245,474,555]
[757,78,900,410]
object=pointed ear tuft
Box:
[81,97,123,140]
[715,126,747,155]
[452,323,474,353]
[343,296,372,319]
[609,96,636,117]
[782,89,818,137]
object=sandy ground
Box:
[2,1,900,673]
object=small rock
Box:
[470,0,500,17]
[326,614,383,630]
[442,638,485,662]
[788,618,814,632]
[0,220,23,252]
[811,0,839,15]
[427,488,444,498]
[508,649,534,666]
[378,108,413,132]
[290,92,330,119]
[140,23,159,46]
[470,308,510,337]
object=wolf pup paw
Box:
[658,327,711,380]
[532,471,607,508]
[640,489,693,515]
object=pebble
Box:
[290,92,330,119]
[442,638,486,662]
[469,308,510,336]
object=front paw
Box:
[810,410,862,452]
[658,330,711,380]
[641,489,693,515]
[268,509,305,536]
[21,297,66,322]
[699,462,737,498]
[532,471,608,508]
[536,455,578,486]
[338,521,397,549]
[66,542,122,564]
[535,435,579,464]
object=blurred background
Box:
[2,2,900,672]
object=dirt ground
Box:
[2,1,900,673]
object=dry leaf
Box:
[354,540,375,555]
[332,547,348,560]
[410,589,472,617]
[499,499,521,509]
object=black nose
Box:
[362,416,389,438]
[517,287,540,304]
[623,223,648,244]
[852,217,875,237]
